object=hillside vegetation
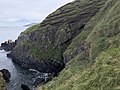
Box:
[0,73,6,90]
[9,0,108,74]
[37,0,120,90]
[7,0,120,89]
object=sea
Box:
[0,27,43,90]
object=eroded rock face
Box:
[0,69,11,82]
[9,0,107,74]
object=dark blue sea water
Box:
[0,27,44,90]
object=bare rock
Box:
[0,69,11,82]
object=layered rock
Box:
[63,0,118,63]
[9,0,107,74]
[39,0,120,90]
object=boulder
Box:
[0,69,11,82]
[1,39,16,51]
[0,46,2,50]
[21,84,30,90]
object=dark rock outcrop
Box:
[0,46,2,50]
[0,69,11,82]
[9,0,108,75]
[21,84,30,90]
[1,40,16,51]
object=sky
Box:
[0,0,74,27]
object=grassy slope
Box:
[38,0,120,90]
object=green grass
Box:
[22,40,63,62]
[22,24,40,34]
[38,0,120,90]
[0,73,6,90]
[74,47,120,90]
[40,47,120,90]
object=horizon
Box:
[0,0,74,27]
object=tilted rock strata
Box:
[39,0,120,90]
[9,0,107,74]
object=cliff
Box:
[38,0,120,90]
[9,0,120,89]
[9,0,107,74]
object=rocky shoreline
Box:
[1,39,16,51]
[0,41,53,90]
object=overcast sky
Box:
[0,0,73,27]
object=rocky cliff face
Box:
[9,0,120,89]
[9,0,107,74]
[38,0,120,90]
